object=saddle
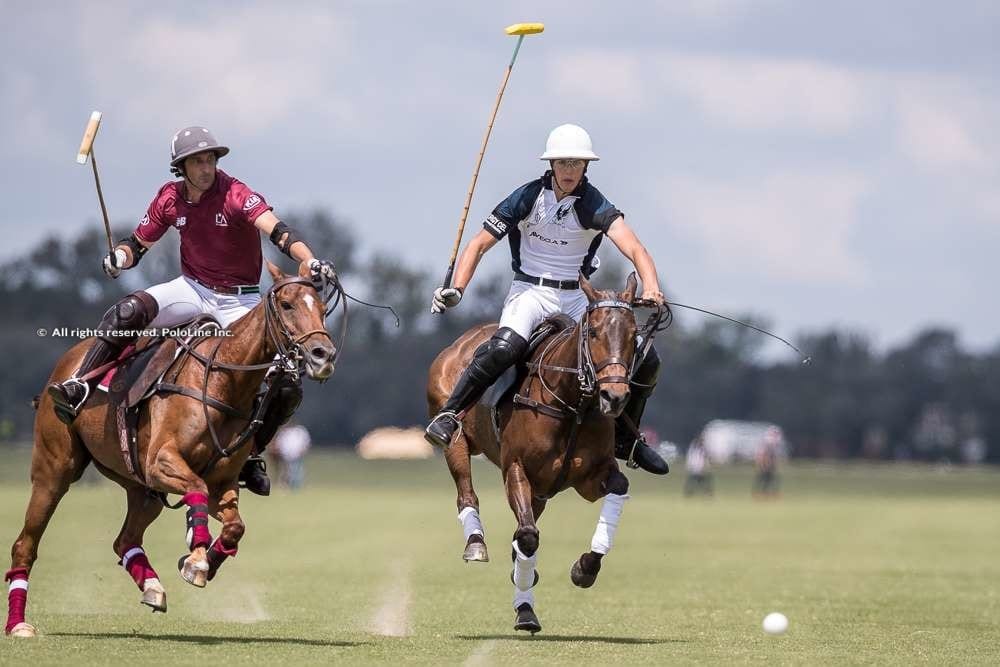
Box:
[106,316,223,484]
[480,314,576,411]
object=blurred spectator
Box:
[753,426,781,498]
[273,423,311,490]
[683,437,713,497]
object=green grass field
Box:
[1,449,998,665]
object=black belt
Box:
[189,276,260,295]
[513,271,579,290]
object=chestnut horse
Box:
[428,273,655,634]
[5,261,336,637]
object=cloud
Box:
[547,52,646,109]
[893,77,994,171]
[77,4,354,135]
[663,171,870,283]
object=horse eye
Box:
[280,301,294,311]
[589,329,599,339]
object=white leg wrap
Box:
[513,588,535,610]
[457,506,485,541]
[512,540,537,592]
[590,493,629,555]
[8,579,28,593]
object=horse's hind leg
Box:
[5,427,89,637]
[146,448,213,588]
[571,466,630,589]
[113,485,166,612]
[505,460,542,634]
[206,485,243,582]
[445,432,487,562]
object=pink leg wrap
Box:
[182,492,212,549]
[5,568,28,635]
[119,546,158,590]
[206,538,238,582]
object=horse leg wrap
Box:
[119,546,158,591]
[511,540,538,592]
[5,568,28,635]
[182,492,212,550]
[206,538,238,582]
[458,506,485,541]
[591,492,629,555]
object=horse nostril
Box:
[310,346,329,361]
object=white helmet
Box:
[539,124,600,161]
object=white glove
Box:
[102,248,128,279]
[430,287,463,314]
[308,258,337,289]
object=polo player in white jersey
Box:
[425,124,669,475]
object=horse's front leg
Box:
[571,465,630,589]
[206,485,243,582]
[505,459,542,634]
[445,431,487,562]
[147,446,213,588]
[113,485,167,612]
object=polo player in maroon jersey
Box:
[47,126,337,496]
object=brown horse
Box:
[428,273,648,634]
[4,261,335,638]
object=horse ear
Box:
[579,272,598,302]
[623,272,638,303]
[265,259,284,282]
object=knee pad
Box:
[469,327,528,383]
[97,291,159,343]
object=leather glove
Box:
[102,247,128,279]
[430,287,463,314]
[308,258,337,289]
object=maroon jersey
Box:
[134,170,273,288]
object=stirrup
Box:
[51,378,90,415]
[426,410,463,445]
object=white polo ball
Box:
[762,612,788,635]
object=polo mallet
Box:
[76,110,114,254]
[440,22,545,291]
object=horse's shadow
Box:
[455,633,685,644]
[48,631,367,647]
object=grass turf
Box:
[1,448,998,664]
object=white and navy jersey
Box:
[483,172,623,281]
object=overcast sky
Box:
[3,1,998,353]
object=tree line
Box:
[1,210,996,463]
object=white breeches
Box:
[144,275,260,329]
[497,281,588,340]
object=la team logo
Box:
[243,194,261,211]
[215,213,228,227]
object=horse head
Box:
[265,260,337,381]
[578,272,639,417]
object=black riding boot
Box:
[425,328,528,449]
[47,291,158,425]
[47,338,120,425]
[614,346,669,475]
[241,374,303,497]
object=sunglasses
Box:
[554,159,586,169]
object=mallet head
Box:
[505,22,544,36]
[76,110,102,164]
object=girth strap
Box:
[157,383,250,420]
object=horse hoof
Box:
[177,554,209,588]
[570,553,601,589]
[141,580,168,612]
[514,603,541,634]
[8,622,37,638]
[463,540,489,563]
